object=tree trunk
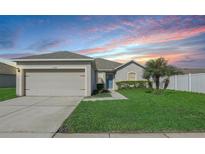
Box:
[148,80,153,89]
[164,77,170,89]
[155,77,160,89]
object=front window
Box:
[128,72,136,81]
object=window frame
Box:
[127,71,137,81]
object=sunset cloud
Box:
[0,16,205,67]
[79,25,205,55]
[106,51,189,64]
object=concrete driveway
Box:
[0,96,82,138]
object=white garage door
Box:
[25,69,85,96]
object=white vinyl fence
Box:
[165,73,205,93]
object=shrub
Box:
[145,89,153,93]
[97,83,104,91]
[92,89,99,95]
[92,89,110,95]
[148,81,153,89]
[116,80,150,90]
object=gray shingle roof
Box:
[13,51,145,71]
[15,51,93,60]
[0,62,16,75]
[94,58,122,70]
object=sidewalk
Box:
[54,132,205,138]
[83,91,127,101]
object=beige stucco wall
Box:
[114,63,145,89]
[16,68,24,96]
[16,61,92,96]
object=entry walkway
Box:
[83,91,128,101]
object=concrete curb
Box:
[54,132,205,138]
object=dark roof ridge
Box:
[14,51,93,60]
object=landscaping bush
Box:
[116,80,150,90]
[97,83,104,91]
[92,89,99,95]
[92,89,110,96]
[145,88,153,93]
[148,81,153,89]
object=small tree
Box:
[163,65,183,89]
[143,57,182,90]
[143,57,167,89]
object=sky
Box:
[0,15,205,68]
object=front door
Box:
[106,74,113,90]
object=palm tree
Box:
[163,65,183,89]
[144,57,168,89]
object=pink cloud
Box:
[79,25,205,55]
[79,47,106,54]
[121,19,136,27]
[108,51,192,65]
[87,23,122,33]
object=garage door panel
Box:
[26,89,85,96]
[25,70,85,96]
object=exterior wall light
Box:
[17,68,20,72]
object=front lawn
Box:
[0,88,16,101]
[59,89,205,133]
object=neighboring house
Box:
[0,62,16,88]
[181,68,205,74]
[14,51,145,97]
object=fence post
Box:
[174,75,177,90]
[188,73,192,92]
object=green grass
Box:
[59,89,205,133]
[0,88,16,101]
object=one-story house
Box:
[14,51,145,97]
[0,62,16,88]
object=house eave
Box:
[96,69,115,72]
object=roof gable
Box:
[14,51,93,61]
[115,60,144,71]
